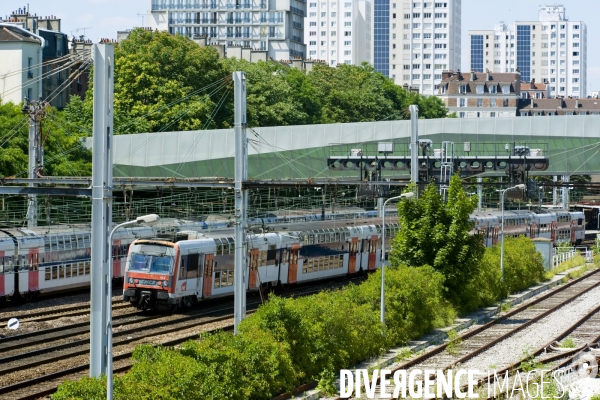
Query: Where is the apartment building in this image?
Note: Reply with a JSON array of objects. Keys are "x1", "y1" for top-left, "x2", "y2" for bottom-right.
[
  {"x1": 387, "y1": 0, "x2": 461, "y2": 96},
  {"x1": 468, "y1": 22, "x2": 515, "y2": 73},
  {"x1": 468, "y1": 5, "x2": 587, "y2": 98},
  {"x1": 436, "y1": 71, "x2": 521, "y2": 118},
  {"x1": 0, "y1": 8, "x2": 69, "y2": 108},
  {"x1": 516, "y1": 5, "x2": 587, "y2": 98},
  {"x1": 149, "y1": 0, "x2": 306, "y2": 60},
  {"x1": 304, "y1": 0, "x2": 371, "y2": 66}
]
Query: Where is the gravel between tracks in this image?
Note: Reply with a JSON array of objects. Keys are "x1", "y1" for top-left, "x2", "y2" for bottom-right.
[{"x1": 458, "y1": 284, "x2": 600, "y2": 378}]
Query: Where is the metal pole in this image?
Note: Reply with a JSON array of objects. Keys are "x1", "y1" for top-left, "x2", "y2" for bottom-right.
[
  {"x1": 233, "y1": 71, "x2": 247, "y2": 333},
  {"x1": 90, "y1": 43, "x2": 114, "y2": 379},
  {"x1": 409, "y1": 105, "x2": 419, "y2": 183},
  {"x1": 377, "y1": 197, "x2": 383, "y2": 218},
  {"x1": 553, "y1": 175, "x2": 558, "y2": 206},
  {"x1": 477, "y1": 177, "x2": 482, "y2": 212},
  {"x1": 27, "y1": 108, "x2": 38, "y2": 228},
  {"x1": 500, "y1": 190, "x2": 505, "y2": 279},
  {"x1": 380, "y1": 192, "x2": 413, "y2": 331},
  {"x1": 562, "y1": 175, "x2": 569, "y2": 209}
]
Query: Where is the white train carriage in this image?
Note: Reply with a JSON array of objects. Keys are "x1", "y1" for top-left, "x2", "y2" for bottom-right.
[
  {"x1": 1, "y1": 229, "x2": 46, "y2": 300},
  {"x1": 0, "y1": 232, "x2": 16, "y2": 301},
  {"x1": 568, "y1": 211, "x2": 585, "y2": 244}
]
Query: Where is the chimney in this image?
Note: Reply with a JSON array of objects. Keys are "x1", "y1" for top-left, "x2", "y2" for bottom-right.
[
  {"x1": 576, "y1": 98, "x2": 579, "y2": 109},
  {"x1": 486, "y1": 72, "x2": 490, "y2": 81},
  {"x1": 470, "y1": 72, "x2": 475, "y2": 81},
  {"x1": 531, "y1": 98, "x2": 534, "y2": 108}
]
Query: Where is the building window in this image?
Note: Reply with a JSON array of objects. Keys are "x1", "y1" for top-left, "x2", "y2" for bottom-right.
[
  {"x1": 502, "y1": 85, "x2": 510, "y2": 94},
  {"x1": 503, "y1": 99, "x2": 509, "y2": 107},
  {"x1": 458, "y1": 98, "x2": 466, "y2": 107},
  {"x1": 490, "y1": 112, "x2": 496, "y2": 117},
  {"x1": 489, "y1": 85, "x2": 497, "y2": 94},
  {"x1": 412, "y1": 74, "x2": 420, "y2": 80},
  {"x1": 490, "y1": 98, "x2": 496, "y2": 107},
  {"x1": 344, "y1": 31, "x2": 351, "y2": 36},
  {"x1": 459, "y1": 85, "x2": 466, "y2": 94},
  {"x1": 459, "y1": 112, "x2": 465, "y2": 118},
  {"x1": 477, "y1": 98, "x2": 483, "y2": 107}
]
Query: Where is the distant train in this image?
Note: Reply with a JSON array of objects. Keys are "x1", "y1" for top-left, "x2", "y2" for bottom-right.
[{"x1": 122, "y1": 209, "x2": 585, "y2": 311}]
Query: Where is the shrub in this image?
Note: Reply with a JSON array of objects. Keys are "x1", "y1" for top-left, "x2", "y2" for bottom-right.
[{"x1": 52, "y1": 376, "x2": 107, "y2": 400}]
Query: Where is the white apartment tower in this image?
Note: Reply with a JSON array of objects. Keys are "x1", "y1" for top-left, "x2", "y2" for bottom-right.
[
  {"x1": 389, "y1": 0, "x2": 461, "y2": 96},
  {"x1": 515, "y1": 5, "x2": 587, "y2": 98},
  {"x1": 468, "y1": 22, "x2": 515, "y2": 73},
  {"x1": 148, "y1": 0, "x2": 306, "y2": 60},
  {"x1": 305, "y1": 0, "x2": 371, "y2": 66},
  {"x1": 468, "y1": 5, "x2": 587, "y2": 98}
]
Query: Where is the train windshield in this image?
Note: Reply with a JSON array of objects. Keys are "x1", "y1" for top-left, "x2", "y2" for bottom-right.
[{"x1": 128, "y1": 253, "x2": 173, "y2": 274}]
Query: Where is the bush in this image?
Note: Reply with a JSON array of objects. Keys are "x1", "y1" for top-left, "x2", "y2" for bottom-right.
[
  {"x1": 52, "y1": 376, "x2": 107, "y2": 400},
  {"x1": 461, "y1": 236, "x2": 546, "y2": 312}
]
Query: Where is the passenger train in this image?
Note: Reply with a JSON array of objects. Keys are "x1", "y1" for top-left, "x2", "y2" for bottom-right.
[{"x1": 122, "y1": 209, "x2": 585, "y2": 311}]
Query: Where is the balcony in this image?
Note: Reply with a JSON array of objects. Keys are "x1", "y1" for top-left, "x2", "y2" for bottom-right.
[
  {"x1": 292, "y1": 21, "x2": 302, "y2": 29},
  {"x1": 259, "y1": 18, "x2": 284, "y2": 24},
  {"x1": 291, "y1": 6, "x2": 305, "y2": 16}
]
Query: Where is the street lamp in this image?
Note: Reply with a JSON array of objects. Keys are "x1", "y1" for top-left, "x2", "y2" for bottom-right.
[
  {"x1": 107, "y1": 214, "x2": 160, "y2": 400},
  {"x1": 380, "y1": 192, "x2": 414, "y2": 330},
  {"x1": 496, "y1": 185, "x2": 525, "y2": 279}
]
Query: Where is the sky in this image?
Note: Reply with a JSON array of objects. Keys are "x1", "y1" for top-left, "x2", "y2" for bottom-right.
[{"x1": 3, "y1": 0, "x2": 599, "y2": 91}]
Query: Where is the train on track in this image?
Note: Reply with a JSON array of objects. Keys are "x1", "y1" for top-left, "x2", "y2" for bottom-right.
[
  {"x1": 0, "y1": 206, "x2": 585, "y2": 306},
  {"x1": 123, "y1": 208, "x2": 585, "y2": 311}
]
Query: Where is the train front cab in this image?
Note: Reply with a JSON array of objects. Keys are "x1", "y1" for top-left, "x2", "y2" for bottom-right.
[{"x1": 123, "y1": 240, "x2": 181, "y2": 310}]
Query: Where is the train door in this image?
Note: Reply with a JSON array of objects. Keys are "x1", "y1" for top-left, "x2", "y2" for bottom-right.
[
  {"x1": 112, "y1": 240, "x2": 121, "y2": 278},
  {"x1": 570, "y1": 220, "x2": 577, "y2": 244},
  {"x1": 368, "y1": 235, "x2": 378, "y2": 270},
  {"x1": 492, "y1": 226, "x2": 499, "y2": 246},
  {"x1": 348, "y1": 238, "x2": 358, "y2": 274},
  {"x1": 202, "y1": 254, "x2": 214, "y2": 298},
  {"x1": 249, "y1": 248, "x2": 259, "y2": 290},
  {"x1": 0, "y1": 251, "x2": 4, "y2": 297},
  {"x1": 288, "y1": 245, "x2": 299, "y2": 284},
  {"x1": 28, "y1": 248, "x2": 39, "y2": 292},
  {"x1": 530, "y1": 223, "x2": 537, "y2": 239},
  {"x1": 551, "y1": 221, "x2": 557, "y2": 243}
]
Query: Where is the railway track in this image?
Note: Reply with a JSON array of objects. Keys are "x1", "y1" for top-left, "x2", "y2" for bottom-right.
[
  {"x1": 0, "y1": 301, "x2": 131, "y2": 326},
  {"x1": 293, "y1": 267, "x2": 600, "y2": 400},
  {"x1": 0, "y1": 275, "x2": 366, "y2": 400}
]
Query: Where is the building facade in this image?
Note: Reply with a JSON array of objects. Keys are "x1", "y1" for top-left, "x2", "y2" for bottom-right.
[
  {"x1": 436, "y1": 71, "x2": 520, "y2": 118},
  {"x1": 516, "y1": 5, "x2": 587, "y2": 98},
  {"x1": 518, "y1": 98, "x2": 600, "y2": 116},
  {"x1": 304, "y1": 0, "x2": 371, "y2": 66},
  {"x1": 0, "y1": 24, "x2": 43, "y2": 104},
  {"x1": 468, "y1": 22, "x2": 515, "y2": 73},
  {"x1": 387, "y1": 0, "x2": 461, "y2": 96},
  {"x1": 468, "y1": 6, "x2": 587, "y2": 98},
  {"x1": 1, "y1": 8, "x2": 70, "y2": 109},
  {"x1": 149, "y1": 0, "x2": 306, "y2": 61}
]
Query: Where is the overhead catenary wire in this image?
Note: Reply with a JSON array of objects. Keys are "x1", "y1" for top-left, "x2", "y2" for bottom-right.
[
  {"x1": 0, "y1": 52, "x2": 85, "y2": 79},
  {"x1": 1, "y1": 55, "x2": 89, "y2": 100}
]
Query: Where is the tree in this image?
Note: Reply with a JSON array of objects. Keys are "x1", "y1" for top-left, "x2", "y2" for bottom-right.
[
  {"x1": 66, "y1": 29, "x2": 232, "y2": 135},
  {"x1": 0, "y1": 101, "x2": 91, "y2": 177},
  {"x1": 389, "y1": 175, "x2": 485, "y2": 307}
]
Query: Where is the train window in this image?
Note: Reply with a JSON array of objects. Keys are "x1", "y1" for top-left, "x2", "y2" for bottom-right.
[
  {"x1": 578, "y1": 218, "x2": 583, "y2": 226},
  {"x1": 227, "y1": 238, "x2": 235, "y2": 255},
  {"x1": 180, "y1": 256, "x2": 187, "y2": 278},
  {"x1": 73, "y1": 264, "x2": 78, "y2": 277},
  {"x1": 215, "y1": 240, "x2": 223, "y2": 255},
  {"x1": 214, "y1": 271, "x2": 221, "y2": 288},
  {"x1": 66, "y1": 264, "x2": 72, "y2": 278},
  {"x1": 267, "y1": 245, "x2": 277, "y2": 265},
  {"x1": 85, "y1": 262, "x2": 91, "y2": 275},
  {"x1": 52, "y1": 266, "x2": 58, "y2": 279},
  {"x1": 187, "y1": 254, "x2": 199, "y2": 279},
  {"x1": 45, "y1": 267, "x2": 50, "y2": 280},
  {"x1": 227, "y1": 270, "x2": 234, "y2": 286}
]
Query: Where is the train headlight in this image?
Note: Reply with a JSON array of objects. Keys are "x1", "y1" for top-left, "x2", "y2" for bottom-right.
[
  {"x1": 157, "y1": 281, "x2": 162, "y2": 286},
  {"x1": 128, "y1": 278, "x2": 134, "y2": 284},
  {"x1": 163, "y1": 280, "x2": 169, "y2": 287}
]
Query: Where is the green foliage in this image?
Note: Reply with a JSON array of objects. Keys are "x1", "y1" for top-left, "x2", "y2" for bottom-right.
[
  {"x1": 0, "y1": 102, "x2": 91, "y2": 177},
  {"x1": 390, "y1": 175, "x2": 485, "y2": 307},
  {"x1": 462, "y1": 236, "x2": 546, "y2": 311},
  {"x1": 179, "y1": 329, "x2": 297, "y2": 399},
  {"x1": 560, "y1": 337, "x2": 576, "y2": 348},
  {"x1": 51, "y1": 376, "x2": 107, "y2": 400},
  {"x1": 446, "y1": 329, "x2": 462, "y2": 356},
  {"x1": 316, "y1": 369, "x2": 338, "y2": 396}
]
